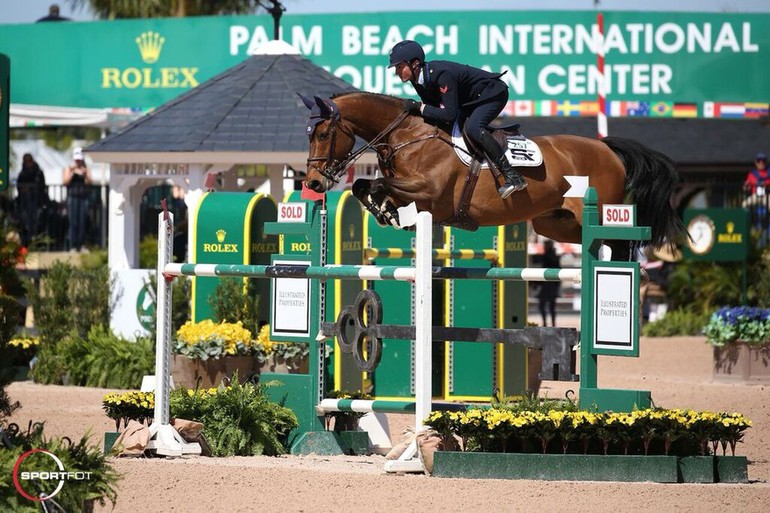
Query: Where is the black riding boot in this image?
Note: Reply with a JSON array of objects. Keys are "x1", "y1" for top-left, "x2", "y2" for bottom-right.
[{"x1": 477, "y1": 129, "x2": 527, "y2": 199}]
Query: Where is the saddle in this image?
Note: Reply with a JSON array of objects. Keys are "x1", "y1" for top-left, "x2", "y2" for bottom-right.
[
  {"x1": 451, "y1": 122, "x2": 543, "y2": 169},
  {"x1": 444, "y1": 123, "x2": 543, "y2": 231}
]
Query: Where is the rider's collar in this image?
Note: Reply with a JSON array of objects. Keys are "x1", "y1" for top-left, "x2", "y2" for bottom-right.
[{"x1": 417, "y1": 63, "x2": 428, "y2": 86}]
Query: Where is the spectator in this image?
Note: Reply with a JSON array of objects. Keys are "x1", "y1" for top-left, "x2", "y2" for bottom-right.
[
  {"x1": 37, "y1": 4, "x2": 70, "y2": 22},
  {"x1": 639, "y1": 245, "x2": 677, "y2": 323},
  {"x1": 744, "y1": 152, "x2": 769, "y2": 196},
  {"x1": 63, "y1": 147, "x2": 91, "y2": 252},
  {"x1": 537, "y1": 239, "x2": 561, "y2": 327},
  {"x1": 16, "y1": 153, "x2": 47, "y2": 247},
  {"x1": 743, "y1": 152, "x2": 769, "y2": 232}
]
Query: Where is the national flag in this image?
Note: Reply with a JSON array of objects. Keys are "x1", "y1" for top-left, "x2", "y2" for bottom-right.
[
  {"x1": 702, "y1": 101, "x2": 715, "y2": 118},
  {"x1": 672, "y1": 103, "x2": 698, "y2": 118},
  {"x1": 610, "y1": 101, "x2": 628, "y2": 117},
  {"x1": 535, "y1": 100, "x2": 556, "y2": 116},
  {"x1": 650, "y1": 101, "x2": 673, "y2": 117},
  {"x1": 502, "y1": 101, "x2": 516, "y2": 117},
  {"x1": 579, "y1": 101, "x2": 599, "y2": 116},
  {"x1": 744, "y1": 102, "x2": 769, "y2": 118},
  {"x1": 513, "y1": 100, "x2": 534, "y2": 116},
  {"x1": 626, "y1": 101, "x2": 650, "y2": 117},
  {"x1": 716, "y1": 103, "x2": 745, "y2": 118},
  {"x1": 556, "y1": 100, "x2": 581, "y2": 116}
]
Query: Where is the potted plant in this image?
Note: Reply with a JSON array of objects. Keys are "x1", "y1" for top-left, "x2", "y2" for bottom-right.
[
  {"x1": 254, "y1": 325, "x2": 310, "y2": 374},
  {"x1": 704, "y1": 306, "x2": 770, "y2": 383},
  {"x1": 172, "y1": 319, "x2": 256, "y2": 388},
  {"x1": 101, "y1": 390, "x2": 155, "y2": 453},
  {"x1": 6, "y1": 334, "x2": 39, "y2": 380}
]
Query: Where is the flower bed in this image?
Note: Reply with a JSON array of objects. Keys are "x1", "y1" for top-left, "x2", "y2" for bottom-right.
[
  {"x1": 426, "y1": 408, "x2": 751, "y2": 457},
  {"x1": 427, "y1": 407, "x2": 751, "y2": 483}
]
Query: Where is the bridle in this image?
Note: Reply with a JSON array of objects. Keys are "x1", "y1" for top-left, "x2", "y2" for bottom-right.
[
  {"x1": 306, "y1": 99, "x2": 465, "y2": 183},
  {"x1": 306, "y1": 102, "x2": 412, "y2": 184}
]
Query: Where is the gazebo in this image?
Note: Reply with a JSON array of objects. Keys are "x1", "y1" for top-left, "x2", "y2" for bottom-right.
[{"x1": 87, "y1": 40, "x2": 360, "y2": 270}]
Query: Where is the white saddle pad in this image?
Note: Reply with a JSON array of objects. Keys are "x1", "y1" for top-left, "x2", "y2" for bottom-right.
[{"x1": 451, "y1": 122, "x2": 543, "y2": 168}]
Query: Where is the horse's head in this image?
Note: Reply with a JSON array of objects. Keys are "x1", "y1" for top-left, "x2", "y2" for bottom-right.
[{"x1": 298, "y1": 93, "x2": 356, "y2": 193}]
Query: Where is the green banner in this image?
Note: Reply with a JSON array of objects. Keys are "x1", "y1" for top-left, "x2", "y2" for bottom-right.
[
  {"x1": 0, "y1": 11, "x2": 768, "y2": 118},
  {"x1": 0, "y1": 53, "x2": 8, "y2": 190}
]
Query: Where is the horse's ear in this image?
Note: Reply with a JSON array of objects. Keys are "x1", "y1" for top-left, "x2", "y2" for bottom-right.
[
  {"x1": 314, "y1": 96, "x2": 331, "y2": 117},
  {"x1": 297, "y1": 93, "x2": 316, "y2": 111}
]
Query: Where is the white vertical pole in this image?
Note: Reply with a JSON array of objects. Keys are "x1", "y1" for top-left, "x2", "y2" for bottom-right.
[
  {"x1": 148, "y1": 210, "x2": 201, "y2": 456},
  {"x1": 413, "y1": 211, "x2": 433, "y2": 434},
  {"x1": 154, "y1": 211, "x2": 173, "y2": 427}
]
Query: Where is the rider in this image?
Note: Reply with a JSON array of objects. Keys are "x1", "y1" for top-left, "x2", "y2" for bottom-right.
[{"x1": 388, "y1": 40, "x2": 527, "y2": 199}]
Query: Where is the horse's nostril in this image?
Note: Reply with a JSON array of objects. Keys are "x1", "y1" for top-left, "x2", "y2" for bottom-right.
[{"x1": 307, "y1": 180, "x2": 321, "y2": 192}]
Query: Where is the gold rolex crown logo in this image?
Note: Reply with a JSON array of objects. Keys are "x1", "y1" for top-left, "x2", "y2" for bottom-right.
[
  {"x1": 216, "y1": 229, "x2": 226, "y2": 243},
  {"x1": 726, "y1": 222, "x2": 734, "y2": 233},
  {"x1": 136, "y1": 31, "x2": 165, "y2": 64}
]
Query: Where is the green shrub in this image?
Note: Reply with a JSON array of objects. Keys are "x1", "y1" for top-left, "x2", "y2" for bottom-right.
[
  {"x1": 492, "y1": 390, "x2": 579, "y2": 413},
  {"x1": 0, "y1": 426, "x2": 118, "y2": 512},
  {"x1": 25, "y1": 262, "x2": 114, "y2": 343},
  {"x1": 667, "y1": 261, "x2": 743, "y2": 314},
  {"x1": 31, "y1": 326, "x2": 155, "y2": 389},
  {"x1": 169, "y1": 376, "x2": 298, "y2": 456},
  {"x1": 142, "y1": 273, "x2": 191, "y2": 340},
  {"x1": 139, "y1": 234, "x2": 158, "y2": 270},
  {"x1": 642, "y1": 308, "x2": 712, "y2": 337},
  {"x1": 209, "y1": 277, "x2": 261, "y2": 335}
]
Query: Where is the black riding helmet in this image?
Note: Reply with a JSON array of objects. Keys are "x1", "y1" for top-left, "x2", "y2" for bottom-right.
[{"x1": 388, "y1": 40, "x2": 425, "y2": 68}]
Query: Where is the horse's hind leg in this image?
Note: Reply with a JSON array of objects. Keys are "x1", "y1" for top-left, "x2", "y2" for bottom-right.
[{"x1": 532, "y1": 212, "x2": 582, "y2": 244}]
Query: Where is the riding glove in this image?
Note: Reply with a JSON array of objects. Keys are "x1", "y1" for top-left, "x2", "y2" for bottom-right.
[{"x1": 404, "y1": 99, "x2": 422, "y2": 114}]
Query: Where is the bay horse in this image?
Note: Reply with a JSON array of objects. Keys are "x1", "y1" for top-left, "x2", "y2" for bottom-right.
[{"x1": 300, "y1": 92, "x2": 685, "y2": 259}]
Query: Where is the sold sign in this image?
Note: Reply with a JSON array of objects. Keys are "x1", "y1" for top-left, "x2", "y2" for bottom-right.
[
  {"x1": 603, "y1": 204, "x2": 635, "y2": 226},
  {"x1": 277, "y1": 202, "x2": 307, "y2": 223}
]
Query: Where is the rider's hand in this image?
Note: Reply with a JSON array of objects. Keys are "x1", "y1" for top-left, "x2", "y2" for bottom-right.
[{"x1": 404, "y1": 99, "x2": 422, "y2": 114}]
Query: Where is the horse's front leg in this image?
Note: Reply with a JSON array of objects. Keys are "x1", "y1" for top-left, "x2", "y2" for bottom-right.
[
  {"x1": 369, "y1": 178, "x2": 402, "y2": 228},
  {"x1": 352, "y1": 179, "x2": 398, "y2": 227}
]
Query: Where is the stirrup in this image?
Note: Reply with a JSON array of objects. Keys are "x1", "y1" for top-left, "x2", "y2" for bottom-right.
[{"x1": 498, "y1": 177, "x2": 527, "y2": 200}]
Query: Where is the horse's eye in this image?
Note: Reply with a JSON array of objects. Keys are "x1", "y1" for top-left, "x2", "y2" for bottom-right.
[{"x1": 317, "y1": 130, "x2": 329, "y2": 141}]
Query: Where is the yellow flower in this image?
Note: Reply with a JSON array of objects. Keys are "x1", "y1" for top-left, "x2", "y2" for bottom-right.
[
  {"x1": 257, "y1": 325, "x2": 275, "y2": 353},
  {"x1": 8, "y1": 336, "x2": 40, "y2": 350}
]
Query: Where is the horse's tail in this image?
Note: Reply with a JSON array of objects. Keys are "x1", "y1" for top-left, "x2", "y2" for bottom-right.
[{"x1": 602, "y1": 137, "x2": 686, "y2": 248}]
